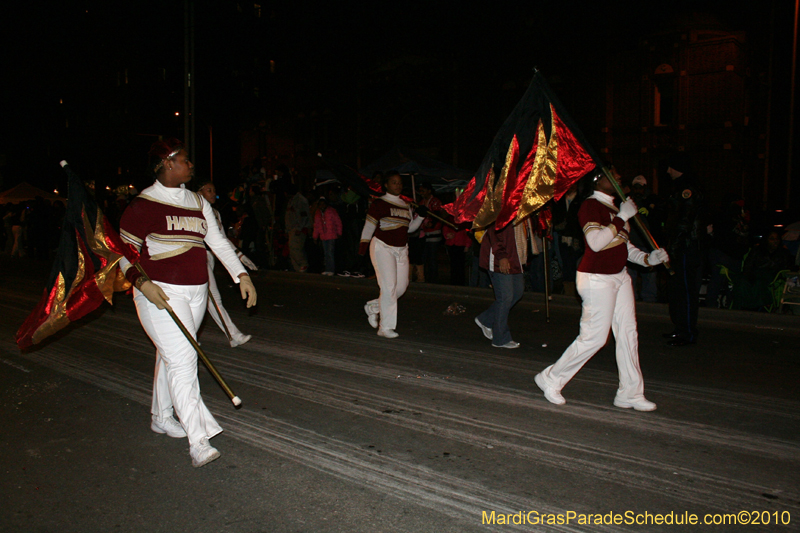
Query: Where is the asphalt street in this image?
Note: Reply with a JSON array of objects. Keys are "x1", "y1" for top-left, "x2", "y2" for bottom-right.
[{"x1": 1, "y1": 255, "x2": 799, "y2": 533}]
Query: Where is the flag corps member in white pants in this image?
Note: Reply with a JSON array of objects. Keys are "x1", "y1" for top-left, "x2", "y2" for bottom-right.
[
  {"x1": 119, "y1": 139, "x2": 257, "y2": 467},
  {"x1": 359, "y1": 172, "x2": 425, "y2": 338},
  {"x1": 197, "y1": 179, "x2": 256, "y2": 347},
  {"x1": 534, "y1": 170, "x2": 668, "y2": 411}
]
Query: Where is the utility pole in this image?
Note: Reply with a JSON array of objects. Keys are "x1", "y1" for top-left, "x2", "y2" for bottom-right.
[
  {"x1": 788, "y1": 0, "x2": 799, "y2": 208},
  {"x1": 183, "y1": 0, "x2": 195, "y2": 156}
]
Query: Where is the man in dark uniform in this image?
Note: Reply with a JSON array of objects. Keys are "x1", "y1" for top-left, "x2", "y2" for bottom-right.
[{"x1": 662, "y1": 154, "x2": 704, "y2": 347}]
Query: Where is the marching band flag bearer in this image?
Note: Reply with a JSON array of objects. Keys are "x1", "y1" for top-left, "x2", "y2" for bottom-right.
[
  {"x1": 119, "y1": 139, "x2": 257, "y2": 467},
  {"x1": 359, "y1": 171, "x2": 425, "y2": 339},
  {"x1": 534, "y1": 170, "x2": 668, "y2": 411}
]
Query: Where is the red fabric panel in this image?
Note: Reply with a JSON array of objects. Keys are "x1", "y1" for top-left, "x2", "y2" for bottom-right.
[{"x1": 552, "y1": 109, "x2": 596, "y2": 202}]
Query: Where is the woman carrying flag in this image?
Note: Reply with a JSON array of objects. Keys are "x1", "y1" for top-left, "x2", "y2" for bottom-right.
[
  {"x1": 534, "y1": 170, "x2": 667, "y2": 411},
  {"x1": 359, "y1": 171, "x2": 425, "y2": 338},
  {"x1": 119, "y1": 139, "x2": 256, "y2": 467}
]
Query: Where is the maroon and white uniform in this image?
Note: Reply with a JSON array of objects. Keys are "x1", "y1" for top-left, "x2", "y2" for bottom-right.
[
  {"x1": 537, "y1": 190, "x2": 653, "y2": 403},
  {"x1": 119, "y1": 180, "x2": 245, "y2": 447},
  {"x1": 360, "y1": 194, "x2": 423, "y2": 333},
  {"x1": 205, "y1": 208, "x2": 251, "y2": 347}
]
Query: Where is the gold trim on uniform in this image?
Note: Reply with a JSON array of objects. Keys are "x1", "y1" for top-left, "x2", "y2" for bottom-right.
[
  {"x1": 379, "y1": 217, "x2": 410, "y2": 231},
  {"x1": 601, "y1": 237, "x2": 627, "y2": 251},
  {"x1": 149, "y1": 243, "x2": 204, "y2": 261},
  {"x1": 149, "y1": 233, "x2": 205, "y2": 245},
  {"x1": 583, "y1": 221, "x2": 618, "y2": 238},
  {"x1": 120, "y1": 229, "x2": 144, "y2": 245}
]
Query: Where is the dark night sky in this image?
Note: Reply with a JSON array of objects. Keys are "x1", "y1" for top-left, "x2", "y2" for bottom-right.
[{"x1": 1, "y1": 0, "x2": 795, "y2": 201}]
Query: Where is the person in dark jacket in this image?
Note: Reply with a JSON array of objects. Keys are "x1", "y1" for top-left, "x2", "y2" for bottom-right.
[
  {"x1": 474, "y1": 220, "x2": 529, "y2": 349},
  {"x1": 662, "y1": 154, "x2": 705, "y2": 346}
]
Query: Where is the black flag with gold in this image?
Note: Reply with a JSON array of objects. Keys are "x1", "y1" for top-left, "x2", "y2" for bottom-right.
[
  {"x1": 16, "y1": 163, "x2": 138, "y2": 349},
  {"x1": 446, "y1": 71, "x2": 599, "y2": 229}
]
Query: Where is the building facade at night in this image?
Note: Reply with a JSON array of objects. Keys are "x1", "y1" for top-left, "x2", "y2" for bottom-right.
[{"x1": 601, "y1": 19, "x2": 766, "y2": 211}]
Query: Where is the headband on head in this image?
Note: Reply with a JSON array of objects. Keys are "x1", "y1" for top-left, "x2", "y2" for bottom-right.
[{"x1": 149, "y1": 138, "x2": 185, "y2": 172}]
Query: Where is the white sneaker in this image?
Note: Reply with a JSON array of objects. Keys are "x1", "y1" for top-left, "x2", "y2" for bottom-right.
[
  {"x1": 230, "y1": 334, "x2": 252, "y2": 347},
  {"x1": 378, "y1": 328, "x2": 399, "y2": 339},
  {"x1": 190, "y1": 438, "x2": 221, "y2": 467},
  {"x1": 614, "y1": 397, "x2": 657, "y2": 412},
  {"x1": 151, "y1": 415, "x2": 187, "y2": 438},
  {"x1": 474, "y1": 317, "x2": 493, "y2": 340},
  {"x1": 534, "y1": 373, "x2": 566, "y2": 405},
  {"x1": 364, "y1": 304, "x2": 378, "y2": 328},
  {"x1": 493, "y1": 341, "x2": 520, "y2": 349},
  {"x1": 322, "y1": 271, "x2": 334, "y2": 276}
]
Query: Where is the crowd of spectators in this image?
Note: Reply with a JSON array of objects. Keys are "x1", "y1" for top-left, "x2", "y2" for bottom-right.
[
  {"x1": 3, "y1": 156, "x2": 798, "y2": 317},
  {"x1": 1, "y1": 198, "x2": 65, "y2": 260}
]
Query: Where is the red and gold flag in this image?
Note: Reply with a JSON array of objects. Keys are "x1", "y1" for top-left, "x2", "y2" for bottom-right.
[
  {"x1": 16, "y1": 163, "x2": 139, "y2": 349},
  {"x1": 445, "y1": 71, "x2": 598, "y2": 230}
]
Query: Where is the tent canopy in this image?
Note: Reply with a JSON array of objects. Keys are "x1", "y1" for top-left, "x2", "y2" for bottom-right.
[
  {"x1": 0, "y1": 182, "x2": 62, "y2": 204},
  {"x1": 359, "y1": 146, "x2": 471, "y2": 192}
]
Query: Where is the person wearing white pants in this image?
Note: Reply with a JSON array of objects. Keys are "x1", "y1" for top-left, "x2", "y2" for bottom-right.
[
  {"x1": 206, "y1": 252, "x2": 253, "y2": 346},
  {"x1": 360, "y1": 172, "x2": 424, "y2": 338},
  {"x1": 134, "y1": 282, "x2": 223, "y2": 446},
  {"x1": 120, "y1": 139, "x2": 256, "y2": 467},
  {"x1": 534, "y1": 170, "x2": 669, "y2": 411},
  {"x1": 197, "y1": 180, "x2": 255, "y2": 347}
]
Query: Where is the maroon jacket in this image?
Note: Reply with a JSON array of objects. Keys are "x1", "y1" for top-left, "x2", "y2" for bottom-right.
[{"x1": 479, "y1": 223, "x2": 524, "y2": 275}]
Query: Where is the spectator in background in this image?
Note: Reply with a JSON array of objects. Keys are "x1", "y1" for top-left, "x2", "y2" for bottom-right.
[
  {"x1": 313, "y1": 196, "x2": 343, "y2": 276},
  {"x1": 285, "y1": 183, "x2": 311, "y2": 272},
  {"x1": 444, "y1": 218, "x2": 471, "y2": 286},
  {"x1": 662, "y1": 154, "x2": 705, "y2": 346},
  {"x1": 418, "y1": 182, "x2": 443, "y2": 284},
  {"x1": 705, "y1": 198, "x2": 750, "y2": 308},
  {"x1": 270, "y1": 164, "x2": 293, "y2": 232},
  {"x1": 10, "y1": 204, "x2": 26, "y2": 257},
  {"x1": 237, "y1": 185, "x2": 260, "y2": 259},
  {"x1": 552, "y1": 183, "x2": 583, "y2": 297},
  {"x1": 249, "y1": 182, "x2": 273, "y2": 268},
  {"x1": 728, "y1": 230, "x2": 793, "y2": 310}
]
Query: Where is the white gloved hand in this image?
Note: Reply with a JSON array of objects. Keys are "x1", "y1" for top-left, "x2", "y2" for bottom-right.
[
  {"x1": 140, "y1": 280, "x2": 172, "y2": 311},
  {"x1": 648, "y1": 248, "x2": 669, "y2": 265},
  {"x1": 238, "y1": 252, "x2": 258, "y2": 271},
  {"x1": 617, "y1": 198, "x2": 638, "y2": 221},
  {"x1": 239, "y1": 275, "x2": 257, "y2": 308}
]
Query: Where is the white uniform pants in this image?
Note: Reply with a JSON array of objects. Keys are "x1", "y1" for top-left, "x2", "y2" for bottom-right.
[
  {"x1": 206, "y1": 253, "x2": 247, "y2": 343},
  {"x1": 134, "y1": 282, "x2": 223, "y2": 446},
  {"x1": 539, "y1": 270, "x2": 646, "y2": 401},
  {"x1": 367, "y1": 238, "x2": 409, "y2": 332}
]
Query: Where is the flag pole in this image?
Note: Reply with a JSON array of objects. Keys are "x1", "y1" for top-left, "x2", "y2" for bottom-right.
[
  {"x1": 543, "y1": 221, "x2": 551, "y2": 323},
  {"x1": 600, "y1": 167, "x2": 673, "y2": 274},
  {"x1": 134, "y1": 263, "x2": 242, "y2": 408},
  {"x1": 408, "y1": 200, "x2": 458, "y2": 229}
]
